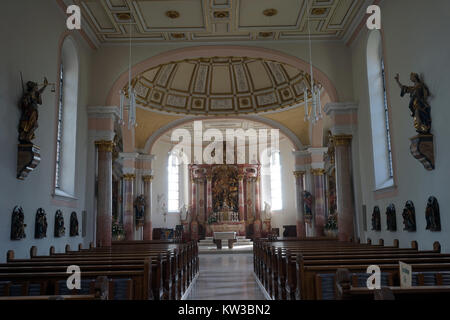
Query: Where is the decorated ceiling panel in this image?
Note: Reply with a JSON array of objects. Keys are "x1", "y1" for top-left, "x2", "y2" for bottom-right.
[
  {"x1": 124, "y1": 57, "x2": 319, "y2": 115},
  {"x1": 76, "y1": 0, "x2": 366, "y2": 43}
]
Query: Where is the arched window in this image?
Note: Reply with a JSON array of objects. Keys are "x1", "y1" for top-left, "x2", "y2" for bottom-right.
[
  {"x1": 366, "y1": 30, "x2": 394, "y2": 190},
  {"x1": 168, "y1": 153, "x2": 180, "y2": 212},
  {"x1": 54, "y1": 36, "x2": 79, "y2": 198},
  {"x1": 269, "y1": 151, "x2": 283, "y2": 211}
]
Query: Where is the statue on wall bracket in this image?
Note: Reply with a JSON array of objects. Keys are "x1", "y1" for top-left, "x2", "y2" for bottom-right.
[
  {"x1": 35, "y1": 208, "x2": 48, "y2": 239},
  {"x1": 402, "y1": 201, "x2": 417, "y2": 232},
  {"x1": 302, "y1": 191, "x2": 313, "y2": 225},
  {"x1": 70, "y1": 212, "x2": 79, "y2": 237},
  {"x1": 395, "y1": 73, "x2": 434, "y2": 170},
  {"x1": 54, "y1": 210, "x2": 66, "y2": 237},
  {"x1": 17, "y1": 76, "x2": 51, "y2": 180},
  {"x1": 11, "y1": 206, "x2": 26, "y2": 240},
  {"x1": 371, "y1": 206, "x2": 381, "y2": 231},
  {"x1": 134, "y1": 195, "x2": 145, "y2": 228},
  {"x1": 425, "y1": 196, "x2": 441, "y2": 232},
  {"x1": 386, "y1": 204, "x2": 397, "y2": 232}
]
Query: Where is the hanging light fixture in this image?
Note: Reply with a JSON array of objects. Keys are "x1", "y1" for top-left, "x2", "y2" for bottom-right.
[
  {"x1": 119, "y1": 14, "x2": 137, "y2": 129},
  {"x1": 303, "y1": 0, "x2": 323, "y2": 124}
]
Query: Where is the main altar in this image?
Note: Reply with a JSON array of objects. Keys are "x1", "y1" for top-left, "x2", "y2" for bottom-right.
[{"x1": 181, "y1": 163, "x2": 270, "y2": 240}]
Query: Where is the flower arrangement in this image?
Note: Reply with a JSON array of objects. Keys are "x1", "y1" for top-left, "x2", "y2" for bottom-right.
[
  {"x1": 112, "y1": 219, "x2": 125, "y2": 240},
  {"x1": 325, "y1": 213, "x2": 338, "y2": 230},
  {"x1": 207, "y1": 215, "x2": 217, "y2": 225}
]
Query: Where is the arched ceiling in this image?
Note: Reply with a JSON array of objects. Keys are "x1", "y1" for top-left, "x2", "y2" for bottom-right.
[{"x1": 125, "y1": 57, "x2": 319, "y2": 115}]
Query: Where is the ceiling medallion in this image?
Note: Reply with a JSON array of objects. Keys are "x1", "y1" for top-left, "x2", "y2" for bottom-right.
[
  {"x1": 311, "y1": 8, "x2": 327, "y2": 15},
  {"x1": 214, "y1": 11, "x2": 229, "y2": 18},
  {"x1": 263, "y1": 8, "x2": 278, "y2": 17},
  {"x1": 166, "y1": 10, "x2": 180, "y2": 19},
  {"x1": 117, "y1": 13, "x2": 131, "y2": 21}
]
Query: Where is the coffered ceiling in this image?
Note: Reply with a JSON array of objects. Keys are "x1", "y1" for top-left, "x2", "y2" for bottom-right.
[
  {"x1": 124, "y1": 56, "x2": 319, "y2": 115},
  {"x1": 76, "y1": 0, "x2": 366, "y2": 43}
]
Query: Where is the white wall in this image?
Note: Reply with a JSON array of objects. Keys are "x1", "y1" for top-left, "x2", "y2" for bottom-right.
[
  {"x1": 351, "y1": 0, "x2": 450, "y2": 252},
  {"x1": 0, "y1": 0, "x2": 93, "y2": 262}
]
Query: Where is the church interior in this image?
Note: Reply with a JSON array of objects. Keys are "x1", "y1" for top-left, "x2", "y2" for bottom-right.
[{"x1": 1, "y1": 0, "x2": 450, "y2": 303}]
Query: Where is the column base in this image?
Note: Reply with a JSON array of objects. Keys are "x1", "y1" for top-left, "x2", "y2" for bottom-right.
[
  {"x1": 296, "y1": 220, "x2": 305, "y2": 239},
  {"x1": 143, "y1": 221, "x2": 152, "y2": 240},
  {"x1": 253, "y1": 219, "x2": 262, "y2": 239}
]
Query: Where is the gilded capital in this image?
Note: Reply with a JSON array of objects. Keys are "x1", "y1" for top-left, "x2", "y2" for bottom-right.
[
  {"x1": 142, "y1": 175, "x2": 154, "y2": 182},
  {"x1": 122, "y1": 173, "x2": 136, "y2": 181},
  {"x1": 293, "y1": 171, "x2": 306, "y2": 178},
  {"x1": 311, "y1": 168, "x2": 326, "y2": 176},
  {"x1": 95, "y1": 140, "x2": 115, "y2": 152},
  {"x1": 333, "y1": 135, "x2": 353, "y2": 146},
  {"x1": 237, "y1": 174, "x2": 245, "y2": 180}
]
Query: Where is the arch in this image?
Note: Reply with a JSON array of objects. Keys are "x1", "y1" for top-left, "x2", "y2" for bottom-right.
[
  {"x1": 106, "y1": 45, "x2": 339, "y2": 107},
  {"x1": 143, "y1": 115, "x2": 304, "y2": 154}
]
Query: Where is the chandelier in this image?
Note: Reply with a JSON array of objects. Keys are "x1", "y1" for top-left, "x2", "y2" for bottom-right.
[
  {"x1": 303, "y1": 0, "x2": 323, "y2": 124},
  {"x1": 119, "y1": 15, "x2": 137, "y2": 129}
]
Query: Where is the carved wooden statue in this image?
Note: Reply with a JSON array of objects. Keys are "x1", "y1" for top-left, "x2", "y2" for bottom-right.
[
  {"x1": 371, "y1": 206, "x2": 381, "y2": 231},
  {"x1": 386, "y1": 204, "x2": 397, "y2": 232},
  {"x1": 70, "y1": 212, "x2": 79, "y2": 237},
  {"x1": 11, "y1": 206, "x2": 26, "y2": 240},
  {"x1": 395, "y1": 73, "x2": 431, "y2": 134},
  {"x1": 402, "y1": 201, "x2": 416, "y2": 232},
  {"x1": 18, "y1": 78, "x2": 49, "y2": 143},
  {"x1": 35, "y1": 208, "x2": 47, "y2": 239},
  {"x1": 425, "y1": 196, "x2": 441, "y2": 231},
  {"x1": 302, "y1": 191, "x2": 313, "y2": 224},
  {"x1": 134, "y1": 195, "x2": 146, "y2": 227},
  {"x1": 54, "y1": 210, "x2": 66, "y2": 237},
  {"x1": 395, "y1": 72, "x2": 434, "y2": 170}
]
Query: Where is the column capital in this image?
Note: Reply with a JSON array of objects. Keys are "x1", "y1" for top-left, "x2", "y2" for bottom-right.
[
  {"x1": 311, "y1": 168, "x2": 326, "y2": 176},
  {"x1": 293, "y1": 170, "x2": 306, "y2": 177},
  {"x1": 95, "y1": 140, "x2": 115, "y2": 152},
  {"x1": 142, "y1": 175, "x2": 154, "y2": 182},
  {"x1": 333, "y1": 134, "x2": 353, "y2": 146},
  {"x1": 237, "y1": 174, "x2": 245, "y2": 180},
  {"x1": 122, "y1": 173, "x2": 136, "y2": 181}
]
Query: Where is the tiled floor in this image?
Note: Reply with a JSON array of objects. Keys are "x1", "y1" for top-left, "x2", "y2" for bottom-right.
[{"x1": 185, "y1": 253, "x2": 266, "y2": 300}]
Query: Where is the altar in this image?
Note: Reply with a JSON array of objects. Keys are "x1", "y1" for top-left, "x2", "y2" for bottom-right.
[{"x1": 183, "y1": 163, "x2": 270, "y2": 240}]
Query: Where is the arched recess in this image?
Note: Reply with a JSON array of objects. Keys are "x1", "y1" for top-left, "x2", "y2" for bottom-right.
[
  {"x1": 143, "y1": 115, "x2": 303, "y2": 155},
  {"x1": 106, "y1": 45, "x2": 339, "y2": 107},
  {"x1": 106, "y1": 46, "x2": 340, "y2": 153}
]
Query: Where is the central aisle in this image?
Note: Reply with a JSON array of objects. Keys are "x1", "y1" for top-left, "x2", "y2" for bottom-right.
[{"x1": 185, "y1": 253, "x2": 266, "y2": 300}]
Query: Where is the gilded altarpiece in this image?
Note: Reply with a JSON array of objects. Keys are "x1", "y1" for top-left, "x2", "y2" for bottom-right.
[{"x1": 188, "y1": 164, "x2": 265, "y2": 239}]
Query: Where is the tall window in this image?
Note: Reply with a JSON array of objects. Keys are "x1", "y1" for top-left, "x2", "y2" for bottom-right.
[
  {"x1": 54, "y1": 36, "x2": 79, "y2": 198},
  {"x1": 269, "y1": 151, "x2": 282, "y2": 210},
  {"x1": 168, "y1": 154, "x2": 180, "y2": 212},
  {"x1": 366, "y1": 30, "x2": 394, "y2": 190},
  {"x1": 55, "y1": 64, "x2": 64, "y2": 189}
]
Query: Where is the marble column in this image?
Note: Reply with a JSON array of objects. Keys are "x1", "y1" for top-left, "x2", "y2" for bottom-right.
[
  {"x1": 206, "y1": 175, "x2": 212, "y2": 218},
  {"x1": 142, "y1": 175, "x2": 153, "y2": 240},
  {"x1": 191, "y1": 178, "x2": 198, "y2": 241},
  {"x1": 95, "y1": 140, "x2": 114, "y2": 247},
  {"x1": 238, "y1": 174, "x2": 245, "y2": 221},
  {"x1": 334, "y1": 135, "x2": 355, "y2": 241},
  {"x1": 122, "y1": 173, "x2": 135, "y2": 241},
  {"x1": 312, "y1": 169, "x2": 326, "y2": 236},
  {"x1": 293, "y1": 171, "x2": 306, "y2": 238},
  {"x1": 253, "y1": 175, "x2": 262, "y2": 238}
]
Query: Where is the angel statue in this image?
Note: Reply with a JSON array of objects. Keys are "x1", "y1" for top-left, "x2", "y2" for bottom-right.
[
  {"x1": 264, "y1": 201, "x2": 272, "y2": 220},
  {"x1": 179, "y1": 204, "x2": 188, "y2": 221},
  {"x1": 394, "y1": 73, "x2": 432, "y2": 134},
  {"x1": 18, "y1": 77, "x2": 49, "y2": 143}
]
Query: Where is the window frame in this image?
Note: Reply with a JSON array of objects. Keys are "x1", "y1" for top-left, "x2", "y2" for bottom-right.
[{"x1": 167, "y1": 153, "x2": 180, "y2": 213}]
